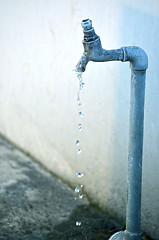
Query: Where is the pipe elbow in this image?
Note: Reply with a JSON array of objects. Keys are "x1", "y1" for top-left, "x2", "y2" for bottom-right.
[{"x1": 122, "y1": 46, "x2": 148, "y2": 71}]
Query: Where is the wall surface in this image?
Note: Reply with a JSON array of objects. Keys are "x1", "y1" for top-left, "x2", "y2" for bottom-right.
[{"x1": 0, "y1": 0, "x2": 159, "y2": 238}]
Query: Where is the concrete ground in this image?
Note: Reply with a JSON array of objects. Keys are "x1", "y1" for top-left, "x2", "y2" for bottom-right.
[{"x1": 0, "y1": 136, "x2": 152, "y2": 240}]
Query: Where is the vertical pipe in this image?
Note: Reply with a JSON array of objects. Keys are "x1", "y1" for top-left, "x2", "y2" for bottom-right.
[{"x1": 126, "y1": 69, "x2": 146, "y2": 237}]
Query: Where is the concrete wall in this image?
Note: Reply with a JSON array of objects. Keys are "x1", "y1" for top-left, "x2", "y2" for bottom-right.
[{"x1": 0, "y1": 0, "x2": 159, "y2": 238}]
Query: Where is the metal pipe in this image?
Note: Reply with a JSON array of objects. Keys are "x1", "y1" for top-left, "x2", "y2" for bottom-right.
[
  {"x1": 75, "y1": 19, "x2": 148, "y2": 240},
  {"x1": 125, "y1": 69, "x2": 146, "y2": 240}
]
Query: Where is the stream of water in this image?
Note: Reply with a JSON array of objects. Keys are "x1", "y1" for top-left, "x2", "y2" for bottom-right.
[{"x1": 74, "y1": 72, "x2": 85, "y2": 228}]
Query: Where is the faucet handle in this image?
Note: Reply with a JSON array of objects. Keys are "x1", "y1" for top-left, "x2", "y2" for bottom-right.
[{"x1": 81, "y1": 19, "x2": 92, "y2": 30}]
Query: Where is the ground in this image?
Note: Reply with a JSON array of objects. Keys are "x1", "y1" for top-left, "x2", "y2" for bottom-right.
[{"x1": 0, "y1": 136, "x2": 152, "y2": 240}]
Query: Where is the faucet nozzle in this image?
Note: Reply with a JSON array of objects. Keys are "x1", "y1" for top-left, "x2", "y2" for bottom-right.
[{"x1": 81, "y1": 19, "x2": 92, "y2": 30}]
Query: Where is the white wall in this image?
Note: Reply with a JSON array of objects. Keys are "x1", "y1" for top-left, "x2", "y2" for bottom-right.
[{"x1": 0, "y1": 0, "x2": 159, "y2": 238}]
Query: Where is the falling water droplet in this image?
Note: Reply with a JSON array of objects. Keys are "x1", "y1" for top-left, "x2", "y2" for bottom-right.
[
  {"x1": 76, "y1": 221, "x2": 81, "y2": 226},
  {"x1": 79, "y1": 112, "x2": 84, "y2": 117},
  {"x1": 76, "y1": 172, "x2": 84, "y2": 178},
  {"x1": 77, "y1": 96, "x2": 81, "y2": 105},
  {"x1": 75, "y1": 187, "x2": 79, "y2": 193},
  {"x1": 80, "y1": 184, "x2": 84, "y2": 189},
  {"x1": 78, "y1": 101, "x2": 82, "y2": 107},
  {"x1": 78, "y1": 124, "x2": 82, "y2": 131},
  {"x1": 80, "y1": 81, "x2": 85, "y2": 89},
  {"x1": 79, "y1": 82, "x2": 83, "y2": 91},
  {"x1": 79, "y1": 194, "x2": 83, "y2": 199},
  {"x1": 77, "y1": 149, "x2": 81, "y2": 155},
  {"x1": 76, "y1": 140, "x2": 80, "y2": 146}
]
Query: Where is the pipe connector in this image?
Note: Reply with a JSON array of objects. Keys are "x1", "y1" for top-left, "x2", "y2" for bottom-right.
[{"x1": 122, "y1": 46, "x2": 148, "y2": 71}]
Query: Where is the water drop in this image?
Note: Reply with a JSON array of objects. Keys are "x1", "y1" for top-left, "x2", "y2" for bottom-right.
[
  {"x1": 79, "y1": 194, "x2": 83, "y2": 199},
  {"x1": 79, "y1": 85, "x2": 82, "y2": 91},
  {"x1": 77, "y1": 149, "x2": 81, "y2": 155},
  {"x1": 76, "y1": 221, "x2": 81, "y2": 226},
  {"x1": 76, "y1": 172, "x2": 84, "y2": 178},
  {"x1": 79, "y1": 112, "x2": 84, "y2": 117},
  {"x1": 78, "y1": 101, "x2": 82, "y2": 107},
  {"x1": 76, "y1": 72, "x2": 82, "y2": 79},
  {"x1": 78, "y1": 124, "x2": 82, "y2": 131},
  {"x1": 77, "y1": 96, "x2": 81, "y2": 104},
  {"x1": 80, "y1": 184, "x2": 84, "y2": 188},
  {"x1": 77, "y1": 95, "x2": 80, "y2": 102},
  {"x1": 76, "y1": 140, "x2": 80, "y2": 146},
  {"x1": 79, "y1": 81, "x2": 85, "y2": 90},
  {"x1": 75, "y1": 187, "x2": 79, "y2": 193}
]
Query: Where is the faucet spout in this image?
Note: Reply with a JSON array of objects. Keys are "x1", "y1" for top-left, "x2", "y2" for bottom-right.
[{"x1": 75, "y1": 52, "x2": 89, "y2": 72}]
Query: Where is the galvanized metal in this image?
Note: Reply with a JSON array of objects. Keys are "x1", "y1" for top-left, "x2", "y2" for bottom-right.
[
  {"x1": 75, "y1": 19, "x2": 148, "y2": 240},
  {"x1": 126, "y1": 69, "x2": 146, "y2": 233}
]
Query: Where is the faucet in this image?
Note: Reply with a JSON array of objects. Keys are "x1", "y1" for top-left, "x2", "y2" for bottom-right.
[{"x1": 75, "y1": 19, "x2": 148, "y2": 240}]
